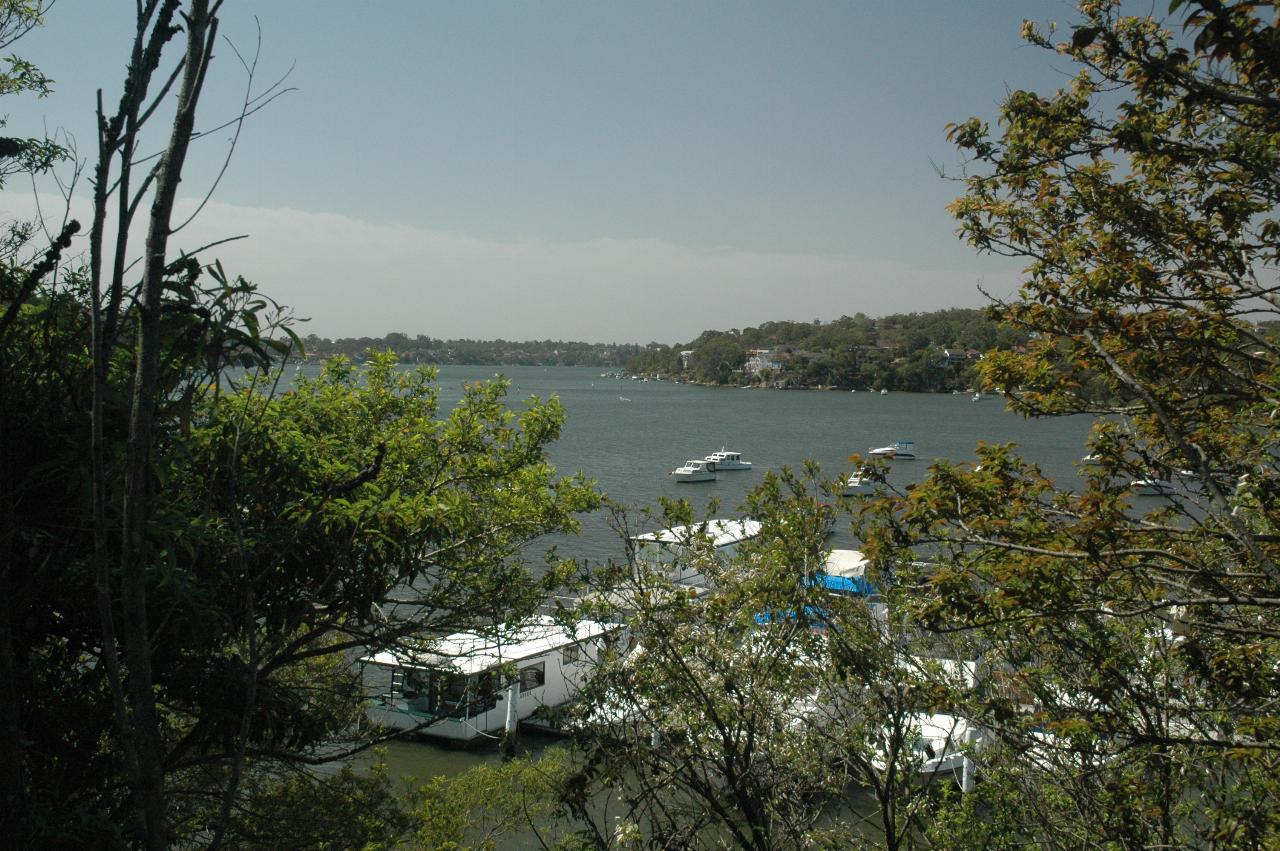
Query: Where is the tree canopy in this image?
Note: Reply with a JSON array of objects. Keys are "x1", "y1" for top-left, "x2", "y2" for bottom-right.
[
  {"x1": 860, "y1": 0, "x2": 1280, "y2": 844},
  {"x1": 0, "y1": 4, "x2": 598, "y2": 848}
]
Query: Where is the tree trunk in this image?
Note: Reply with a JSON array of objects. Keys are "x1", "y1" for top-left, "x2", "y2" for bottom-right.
[{"x1": 118, "y1": 4, "x2": 217, "y2": 847}]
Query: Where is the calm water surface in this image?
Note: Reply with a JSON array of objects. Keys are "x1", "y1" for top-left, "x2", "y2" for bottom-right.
[
  {"x1": 299, "y1": 364, "x2": 1093, "y2": 781},
  {"x1": 420, "y1": 364, "x2": 1093, "y2": 558}
]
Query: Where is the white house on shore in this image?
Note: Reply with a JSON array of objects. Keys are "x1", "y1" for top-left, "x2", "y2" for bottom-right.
[{"x1": 744, "y1": 348, "x2": 782, "y2": 375}]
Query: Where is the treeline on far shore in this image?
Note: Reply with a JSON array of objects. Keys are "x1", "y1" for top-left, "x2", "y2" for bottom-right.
[
  {"x1": 300, "y1": 333, "x2": 646, "y2": 367},
  {"x1": 298, "y1": 308, "x2": 1029, "y2": 393},
  {"x1": 625, "y1": 308, "x2": 1032, "y2": 393}
]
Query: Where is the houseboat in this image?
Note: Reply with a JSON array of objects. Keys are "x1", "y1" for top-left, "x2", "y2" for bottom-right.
[{"x1": 363, "y1": 616, "x2": 621, "y2": 743}]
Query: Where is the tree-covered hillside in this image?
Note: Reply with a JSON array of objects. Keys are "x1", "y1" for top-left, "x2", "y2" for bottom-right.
[
  {"x1": 626, "y1": 308, "x2": 1031, "y2": 391},
  {"x1": 301, "y1": 333, "x2": 647, "y2": 367}
]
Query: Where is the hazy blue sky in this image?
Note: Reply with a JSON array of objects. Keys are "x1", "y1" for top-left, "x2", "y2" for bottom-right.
[{"x1": 9, "y1": 1, "x2": 1082, "y2": 343}]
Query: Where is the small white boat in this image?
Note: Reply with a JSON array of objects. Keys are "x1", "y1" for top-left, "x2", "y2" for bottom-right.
[
  {"x1": 704, "y1": 448, "x2": 752, "y2": 471},
  {"x1": 1130, "y1": 478, "x2": 1175, "y2": 496},
  {"x1": 971, "y1": 393, "x2": 983, "y2": 402},
  {"x1": 868, "y1": 440, "x2": 916, "y2": 460},
  {"x1": 843, "y1": 471, "x2": 875, "y2": 496},
  {"x1": 879, "y1": 388, "x2": 888, "y2": 395},
  {"x1": 671, "y1": 459, "x2": 716, "y2": 482}
]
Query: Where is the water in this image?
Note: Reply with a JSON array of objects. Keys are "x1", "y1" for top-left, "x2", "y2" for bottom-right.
[
  {"x1": 331, "y1": 364, "x2": 1093, "y2": 781},
  {"x1": 417, "y1": 365, "x2": 1092, "y2": 558}
]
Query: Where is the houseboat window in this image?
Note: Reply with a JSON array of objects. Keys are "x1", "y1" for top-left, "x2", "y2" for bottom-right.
[
  {"x1": 519, "y1": 661, "x2": 545, "y2": 692},
  {"x1": 440, "y1": 672, "x2": 468, "y2": 713},
  {"x1": 475, "y1": 671, "x2": 497, "y2": 711},
  {"x1": 562, "y1": 644, "x2": 582, "y2": 665}
]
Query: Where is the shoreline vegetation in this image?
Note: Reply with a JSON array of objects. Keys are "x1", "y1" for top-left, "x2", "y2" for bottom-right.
[{"x1": 301, "y1": 306, "x2": 1027, "y2": 393}]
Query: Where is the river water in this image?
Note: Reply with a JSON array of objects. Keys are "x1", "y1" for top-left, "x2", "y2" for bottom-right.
[{"x1": 328, "y1": 364, "x2": 1094, "y2": 782}]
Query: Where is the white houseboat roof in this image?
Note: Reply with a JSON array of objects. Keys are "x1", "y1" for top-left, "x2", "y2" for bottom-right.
[
  {"x1": 632, "y1": 518, "x2": 762, "y2": 549},
  {"x1": 363, "y1": 616, "x2": 616, "y2": 676}
]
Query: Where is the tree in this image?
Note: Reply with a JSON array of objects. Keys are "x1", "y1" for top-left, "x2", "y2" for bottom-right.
[
  {"x1": 857, "y1": 0, "x2": 1280, "y2": 844},
  {"x1": 2, "y1": 4, "x2": 600, "y2": 848},
  {"x1": 0, "y1": 1, "x2": 64, "y2": 184},
  {"x1": 691, "y1": 334, "x2": 746, "y2": 384}
]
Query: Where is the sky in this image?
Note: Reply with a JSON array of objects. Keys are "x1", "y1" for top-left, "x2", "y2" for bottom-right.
[{"x1": 6, "y1": 1, "x2": 1084, "y2": 344}]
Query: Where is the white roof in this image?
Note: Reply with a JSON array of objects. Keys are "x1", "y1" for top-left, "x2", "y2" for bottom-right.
[
  {"x1": 632, "y1": 518, "x2": 762, "y2": 548},
  {"x1": 362, "y1": 616, "x2": 617, "y2": 675},
  {"x1": 825, "y1": 549, "x2": 869, "y2": 578},
  {"x1": 916, "y1": 712, "x2": 972, "y2": 745}
]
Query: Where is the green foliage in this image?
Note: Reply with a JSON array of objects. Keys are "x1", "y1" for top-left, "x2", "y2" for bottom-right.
[
  {"x1": 0, "y1": 1, "x2": 64, "y2": 185},
  {"x1": 1, "y1": 264, "x2": 601, "y2": 845},
  {"x1": 222, "y1": 760, "x2": 412, "y2": 851},
  {"x1": 855, "y1": 0, "x2": 1280, "y2": 845},
  {"x1": 408, "y1": 749, "x2": 575, "y2": 850},
  {"x1": 689, "y1": 332, "x2": 747, "y2": 383}
]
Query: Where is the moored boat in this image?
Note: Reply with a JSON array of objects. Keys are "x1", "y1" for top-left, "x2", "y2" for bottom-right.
[
  {"x1": 704, "y1": 448, "x2": 752, "y2": 471},
  {"x1": 843, "y1": 470, "x2": 875, "y2": 496},
  {"x1": 363, "y1": 616, "x2": 622, "y2": 743},
  {"x1": 868, "y1": 440, "x2": 916, "y2": 460},
  {"x1": 671, "y1": 459, "x2": 716, "y2": 482}
]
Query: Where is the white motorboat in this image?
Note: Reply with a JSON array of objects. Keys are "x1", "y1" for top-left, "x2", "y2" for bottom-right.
[
  {"x1": 879, "y1": 388, "x2": 888, "y2": 395},
  {"x1": 868, "y1": 440, "x2": 916, "y2": 460},
  {"x1": 843, "y1": 471, "x2": 875, "y2": 496},
  {"x1": 1130, "y1": 477, "x2": 1175, "y2": 496},
  {"x1": 704, "y1": 448, "x2": 752, "y2": 471},
  {"x1": 363, "y1": 616, "x2": 622, "y2": 742},
  {"x1": 671, "y1": 459, "x2": 716, "y2": 482}
]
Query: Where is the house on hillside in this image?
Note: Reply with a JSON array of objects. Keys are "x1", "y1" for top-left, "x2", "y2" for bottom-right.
[
  {"x1": 942, "y1": 348, "x2": 983, "y2": 365},
  {"x1": 745, "y1": 348, "x2": 782, "y2": 375}
]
